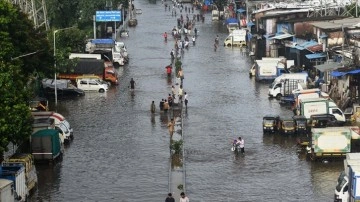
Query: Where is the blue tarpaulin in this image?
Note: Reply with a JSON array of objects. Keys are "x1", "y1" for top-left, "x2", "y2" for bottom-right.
[
  {"x1": 247, "y1": 22, "x2": 255, "y2": 26},
  {"x1": 237, "y1": 8, "x2": 246, "y2": 13},
  {"x1": 225, "y1": 18, "x2": 239, "y2": 24},
  {"x1": 204, "y1": 0, "x2": 212, "y2": 6},
  {"x1": 90, "y1": 39, "x2": 114, "y2": 44},
  {"x1": 294, "y1": 40, "x2": 318, "y2": 50},
  {"x1": 331, "y1": 69, "x2": 360, "y2": 77},
  {"x1": 305, "y1": 53, "x2": 326, "y2": 60}
]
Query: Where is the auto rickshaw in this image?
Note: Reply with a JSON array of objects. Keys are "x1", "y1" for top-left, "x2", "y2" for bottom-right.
[
  {"x1": 292, "y1": 115, "x2": 308, "y2": 134},
  {"x1": 262, "y1": 115, "x2": 280, "y2": 133},
  {"x1": 309, "y1": 114, "x2": 339, "y2": 129},
  {"x1": 278, "y1": 117, "x2": 296, "y2": 135}
]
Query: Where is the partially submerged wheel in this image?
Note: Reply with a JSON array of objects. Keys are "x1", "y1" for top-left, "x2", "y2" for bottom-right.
[{"x1": 99, "y1": 89, "x2": 105, "y2": 93}]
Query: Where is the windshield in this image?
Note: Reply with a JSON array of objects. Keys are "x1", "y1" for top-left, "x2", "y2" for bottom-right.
[
  {"x1": 335, "y1": 176, "x2": 347, "y2": 192},
  {"x1": 63, "y1": 120, "x2": 71, "y2": 130},
  {"x1": 297, "y1": 122, "x2": 306, "y2": 127},
  {"x1": 263, "y1": 120, "x2": 275, "y2": 125},
  {"x1": 59, "y1": 123, "x2": 69, "y2": 134},
  {"x1": 269, "y1": 82, "x2": 276, "y2": 88},
  {"x1": 283, "y1": 121, "x2": 294, "y2": 127}
]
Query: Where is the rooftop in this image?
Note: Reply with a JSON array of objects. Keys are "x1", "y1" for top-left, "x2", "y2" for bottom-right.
[{"x1": 310, "y1": 18, "x2": 360, "y2": 30}]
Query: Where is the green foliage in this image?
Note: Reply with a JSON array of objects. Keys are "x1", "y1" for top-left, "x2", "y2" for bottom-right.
[
  {"x1": 47, "y1": 0, "x2": 128, "y2": 29},
  {"x1": 0, "y1": 1, "x2": 53, "y2": 78},
  {"x1": 175, "y1": 59, "x2": 182, "y2": 76},
  {"x1": 170, "y1": 139, "x2": 183, "y2": 154},
  {"x1": 0, "y1": 61, "x2": 33, "y2": 153},
  {"x1": 345, "y1": 3, "x2": 360, "y2": 17},
  {"x1": 213, "y1": 0, "x2": 227, "y2": 11},
  {"x1": 177, "y1": 184, "x2": 184, "y2": 190},
  {"x1": 0, "y1": 1, "x2": 49, "y2": 153}
]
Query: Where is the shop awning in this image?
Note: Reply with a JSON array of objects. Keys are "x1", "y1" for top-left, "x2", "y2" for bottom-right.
[
  {"x1": 331, "y1": 69, "x2": 360, "y2": 77},
  {"x1": 225, "y1": 18, "x2": 239, "y2": 24},
  {"x1": 269, "y1": 33, "x2": 294, "y2": 40},
  {"x1": 305, "y1": 53, "x2": 326, "y2": 60},
  {"x1": 314, "y1": 62, "x2": 342, "y2": 72}
]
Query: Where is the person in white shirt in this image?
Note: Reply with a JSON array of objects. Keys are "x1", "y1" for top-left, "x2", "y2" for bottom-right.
[
  {"x1": 179, "y1": 192, "x2": 189, "y2": 202},
  {"x1": 236, "y1": 137, "x2": 245, "y2": 153},
  {"x1": 184, "y1": 92, "x2": 188, "y2": 107}
]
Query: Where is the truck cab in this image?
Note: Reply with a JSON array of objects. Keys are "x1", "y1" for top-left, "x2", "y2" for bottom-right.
[
  {"x1": 212, "y1": 10, "x2": 219, "y2": 21},
  {"x1": 335, "y1": 171, "x2": 349, "y2": 202}
]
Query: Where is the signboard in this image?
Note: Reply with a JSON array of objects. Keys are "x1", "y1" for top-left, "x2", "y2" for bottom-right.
[{"x1": 96, "y1": 11, "x2": 121, "y2": 22}]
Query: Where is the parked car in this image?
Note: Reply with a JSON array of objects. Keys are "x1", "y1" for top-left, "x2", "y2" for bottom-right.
[{"x1": 76, "y1": 78, "x2": 108, "y2": 93}]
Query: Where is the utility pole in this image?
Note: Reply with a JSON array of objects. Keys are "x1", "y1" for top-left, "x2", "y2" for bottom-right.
[
  {"x1": 53, "y1": 26, "x2": 76, "y2": 107},
  {"x1": 7, "y1": 0, "x2": 49, "y2": 30}
]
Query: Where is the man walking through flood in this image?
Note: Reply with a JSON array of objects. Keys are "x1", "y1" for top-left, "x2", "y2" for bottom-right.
[
  {"x1": 129, "y1": 78, "x2": 136, "y2": 90},
  {"x1": 236, "y1": 137, "x2": 245, "y2": 153},
  {"x1": 150, "y1": 101, "x2": 156, "y2": 113},
  {"x1": 167, "y1": 118, "x2": 175, "y2": 138}
]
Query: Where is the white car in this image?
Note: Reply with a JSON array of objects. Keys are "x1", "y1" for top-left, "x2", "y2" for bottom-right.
[
  {"x1": 55, "y1": 122, "x2": 71, "y2": 143},
  {"x1": 76, "y1": 78, "x2": 108, "y2": 93}
]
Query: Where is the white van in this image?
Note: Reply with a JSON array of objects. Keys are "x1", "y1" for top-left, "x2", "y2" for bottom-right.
[
  {"x1": 268, "y1": 72, "x2": 308, "y2": 98},
  {"x1": 76, "y1": 78, "x2": 108, "y2": 93}
]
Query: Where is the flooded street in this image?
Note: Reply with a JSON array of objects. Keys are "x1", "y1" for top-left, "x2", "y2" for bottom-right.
[{"x1": 32, "y1": 1, "x2": 343, "y2": 201}]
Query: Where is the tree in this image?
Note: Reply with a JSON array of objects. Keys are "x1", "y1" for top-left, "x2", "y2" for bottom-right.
[{"x1": 0, "y1": 1, "x2": 51, "y2": 155}]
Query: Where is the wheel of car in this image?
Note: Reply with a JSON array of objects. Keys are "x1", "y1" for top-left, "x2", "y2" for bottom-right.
[
  {"x1": 99, "y1": 89, "x2": 105, "y2": 93},
  {"x1": 275, "y1": 94, "x2": 282, "y2": 100}
]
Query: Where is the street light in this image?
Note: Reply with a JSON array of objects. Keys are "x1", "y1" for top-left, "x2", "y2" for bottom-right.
[{"x1": 53, "y1": 26, "x2": 76, "y2": 106}]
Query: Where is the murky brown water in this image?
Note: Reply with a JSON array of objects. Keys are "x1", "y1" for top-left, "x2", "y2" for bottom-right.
[{"x1": 30, "y1": 1, "x2": 343, "y2": 201}]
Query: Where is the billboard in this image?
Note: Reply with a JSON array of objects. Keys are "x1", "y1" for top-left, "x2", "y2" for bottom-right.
[{"x1": 96, "y1": 11, "x2": 121, "y2": 22}]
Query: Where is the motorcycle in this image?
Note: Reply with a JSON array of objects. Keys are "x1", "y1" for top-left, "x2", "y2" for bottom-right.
[{"x1": 231, "y1": 139, "x2": 241, "y2": 152}]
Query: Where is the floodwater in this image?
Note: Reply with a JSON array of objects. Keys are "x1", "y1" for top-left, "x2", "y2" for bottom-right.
[{"x1": 30, "y1": 1, "x2": 343, "y2": 201}]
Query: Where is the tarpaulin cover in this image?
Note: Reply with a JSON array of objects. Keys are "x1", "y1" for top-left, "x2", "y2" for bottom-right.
[
  {"x1": 65, "y1": 59, "x2": 105, "y2": 74},
  {"x1": 247, "y1": 22, "x2": 255, "y2": 26},
  {"x1": 305, "y1": 53, "x2": 326, "y2": 59},
  {"x1": 237, "y1": 8, "x2": 246, "y2": 13},
  {"x1": 90, "y1": 39, "x2": 114, "y2": 44},
  {"x1": 331, "y1": 69, "x2": 360, "y2": 77},
  {"x1": 225, "y1": 18, "x2": 239, "y2": 24},
  {"x1": 294, "y1": 40, "x2": 318, "y2": 50}
]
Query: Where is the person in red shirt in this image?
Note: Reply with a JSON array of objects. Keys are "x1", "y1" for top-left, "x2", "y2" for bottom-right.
[
  {"x1": 165, "y1": 64, "x2": 172, "y2": 77},
  {"x1": 163, "y1": 32, "x2": 168, "y2": 41}
]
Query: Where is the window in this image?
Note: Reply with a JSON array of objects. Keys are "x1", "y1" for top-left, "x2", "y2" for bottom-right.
[
  {"x1": 332, "y1": 109, "x2": 343, "y2": 116},
  {"x1": 80, "y1": 80, "x2": 87, "y2": 85},
  {"x1": 89, "y1": 80, "x2": 98, "y2": 85}
]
